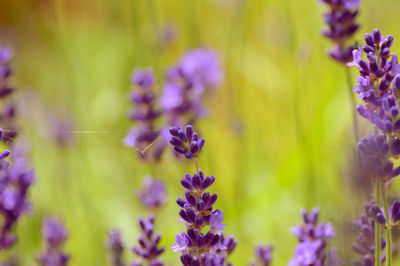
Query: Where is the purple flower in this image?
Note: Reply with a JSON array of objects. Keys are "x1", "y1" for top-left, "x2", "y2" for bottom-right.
[
  {"x1": 289, "y1": 208, "x2": 339, "y2": 266},
  {"x1": 138, "y1": 176, "x2": 166, "y2": 210},
  {"x1": 170, "y1": 124, "x2": 235, "y2": 265},
  {"x1": 107, "y1": 230, "x2": 125, "y2": 266},
  {"x1": 38, "y1": 217, "x2": 70, "y2": 266},
  {"x1": 178, "y1": 49, "x2": 223, "y2": 91},
  {"x1": 161, "y1": 49, "x2": 222, "y2": 127},
  {"x1": 131, "y1": 68, "x2": 155, "y2": 89},
  {"x1": 357, "y1": 134, "x2": 400, "y2": 180},
  {"x1": 124, "y1": 68, "x2": 163, "y2": 161},
  {"x1": 0, "y1": 46, "x2": 18, "y2": 143},
  {"x1": 131, "y1": 215, "x2": 165, "y2": 265},
  {"x1": 352, "y1": 201, "x2": 386, "y2": 265},
  {"x1": 320, "y1": 0, "x2": 360, "y2": 63},
  {"x1": 0, "y1": 150, "x2": 34, "y2": 250},
  {"x1": 169, "y1": 125, "x2": 205, "y2": 159},
  {"x1": 171, "y1": 233, "x2": 189, "y2": 252},
  {"x1": 209, "y1": 210, "x2": 226, "y2": 231},
  {"x1": 249, "y1": 245, "x2": 273, "y2": 266},
  {"x1": 353, "y1": 76, "x2": 374, "y2": 100},
  {"x1": 0, "y1": 47, "x2": 12, "y2": 64},
  {"x1": 48, "y1": 112, "x2": 76, "y2": 148}
]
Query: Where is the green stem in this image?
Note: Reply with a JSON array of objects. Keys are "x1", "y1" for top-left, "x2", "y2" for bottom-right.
[
  {"x1": 382, "y1": 183, "x2": 392, "y2": 266},
  {"x1": 376, "y1": 180, "x2": 382, "y2": 266},
  {"x1": 345, "y1": 67, "x2": 359, "y2": 141}
]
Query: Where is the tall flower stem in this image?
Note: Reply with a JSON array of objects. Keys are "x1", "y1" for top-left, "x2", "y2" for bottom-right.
[
  {"x1": 376, "y1": 180, "x2": 382, "y2": 266},
  {"x1": 345, "y1": 67, "x2": 359, "y2": 141},
  {"x1": 382, "y1": 183, "x2": 392, "y2": 266}
]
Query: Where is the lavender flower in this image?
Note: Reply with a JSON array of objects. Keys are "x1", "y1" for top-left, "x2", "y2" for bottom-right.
[
  {"x1": 0, "y1": 149, "x2": 34, "y2": 250},
  {"x1": 352, "y1": 202, "x2": 386, "y2": 265},
  {"x1": 320, "y1": 0, "x2": 360, "y2": 63},
  {"x1": 346, "y1": 30, "x2": 400, "y2": 182},
  {"x1": 48, "y1": 112, "x2": 76, "y2": 148},
  {"x1": 107, "y1": 230, "x2": 125, "y2": 266},
  {"x1": 169, "y1": 125, "x2": 205, "y2": 159},
  {"x1": 0, "y1": 47, "x2": 18, "y2": 143},
  {"x1": 131, "y1": 215, "x2": 165, "y2": 266},
  {"x1": 169, "y1": 125, "x2": 236, "y2": 265},
  {"x1": 38, "y1": 217, "x2": 69, "y2": 266},
  {"x1": 124, "y1": 68, "x2": 163, "y2": 161},
  {"x1": 289, "y1": 208, "x2": 340, "y2": 266},
  {"x1": 249, "y1": 245, "x2": 273, "y2": 266},
  {"x1": 138, "y1": 176, "x2": 166, "y2": 210},
  {"x1": 161, "y1": 49, "x2": 222, "y2": 126}
]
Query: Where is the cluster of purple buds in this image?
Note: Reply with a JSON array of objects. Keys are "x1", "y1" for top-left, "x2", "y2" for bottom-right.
[
  {"x1": 169, "y1": 125, "x2": 236, "y2": 265},
  {"x1": 357, "y1": 134, "x2": 400, "y2": 180},
  {"x1": 173, "y1": 232, "x2": 236, "y2": 266},
  {"x1": 348, "y1": 30, "x2": 399, "y2": 113},
  {"x1": 131, "y1": 215, "x2": 165, "y2": 266},
  {"x1": 124, "y1": 68, "x2": 164, "y2": 161},
  {"x1": 107, "y1": 230, "x2": 125, "y2": 266},
  {"x1": 169, "y1": 125, "x2": 205, "y2": 159},
  {"x1": 0, "y1": 147, "x2": 34, "y2": 250},
  {"x1": 366, "y1": 199, "x2": 400, "y2": 229},
  {"x1": 161, "y1": 49, "x2": 222, "y2": 126},
  {"x1": 346, "y1": 30, "x2": 400, "y2": 180},
  {"x1": 249, "y1": 245, "x2": 273, "y2": 266},
  {"x1": 38, "y1": 217, "x2": 69, "y2": 266},
  {"x1": 138, "y1": 176, "x2": 166, "y2": 210},
  {"x1": 320, "y1": 0, "x2": 360, "y2": 63},
  {"x1": 289, "y1": 208, "x2": 338, "y2": 266},
  {"x1": 352, "y1": 201, "x2": 386, "y2": 265},
  {"x1": 0, "y1": 47, "x2": 18, "y2": 143}
]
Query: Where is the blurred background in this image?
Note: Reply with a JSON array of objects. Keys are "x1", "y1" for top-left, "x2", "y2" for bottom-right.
[{"x1": 1, "y1": 0, "x2": 400, "y2": 265}]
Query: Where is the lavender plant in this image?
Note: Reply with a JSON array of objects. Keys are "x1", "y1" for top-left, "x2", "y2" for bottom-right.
[
  {"x1": 0, "y1": 146, "x2": 34, "y2": 250},
  {"x1": 320, "y1": 0, "x2": 361, "y2": 142},
  {"x1": 38, "y1": 217, "x2": 70, "y2": 266},
  {"x1": 320, "y1": 0, "x2": 360, "y2": 64},
  {"x1": 169, "y1": 125, "x2": 236, "y2": 265},
  {"x1": 289, "y1": 208, "x2": 342, "y2": 266},
  {"x1": 347, "y1": 29, "x2": 400, "y2": 266},
  {"x1": 124, "y1": 68, "x2": 163, "y2": 161},
  {"x1": 0, "y1": 47, "x2": 18, "y2": 143},
  {"x1": 130, "y1": 177, "x2": 166, "y2": 266},
  {"x1": 161, "y1": 49, "x2": 223, "y2": 127},
  {"x1": 352, "y1": 201, "x2": 385, "y2": 265},
  {"x1": 107, "y1": 230, "x2": 125, "y2": 266},
  {"x1": 137, "y1": 176, "x2": 166, "y2": 210},
  {"x1": 131, "y1": 215, "x2": 165, "y2": 266},
  {"x1": 249, "y1": 245, "x2": 273, "y2": 266}
]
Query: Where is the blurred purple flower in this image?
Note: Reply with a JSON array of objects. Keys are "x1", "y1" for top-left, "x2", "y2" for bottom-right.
[
  {"x1": 107, "y1": 230, "x2": 125, "y2": 266},
  {"x1": 320, "y1": 0, "x2": 360, "y2": 63},
  {"x1": 289, "y1": 208, "x2": 340, "y2": 266},
  {"x1": 124, "y1": 68, "x2": 163, "y2": 162},
  {"x1": 0, "y1": 149, "x2": 34, "y2": 250},
  {"x1": 161, "y1": 48, "x2": 223, "y2": 127},
  {"x1": 131, "y1": 215, "x2": 165, "y2": 265},
  {"x1": 249, "y1": 245, "x2": 273, "y2": 266},
  {"x1": 352, "y1": 201, "x2": 386, "y2": 265},
  {"x1": 49, "y1": 112, "x2": 76, "y2": 148},
  {"x1": 137, "y1": 176, "x2": 166, "y2": 210},
  {"x1": 38, "y1": 217, "x2": 69, "y2": 266},
  {"x1": 0, "y1": 46, "x2": 18, "y2": 143}
]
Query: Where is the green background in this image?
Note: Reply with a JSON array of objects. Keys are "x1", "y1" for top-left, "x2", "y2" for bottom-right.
[{"x1": 1, "y1": 0, "x2": 400, "y2": 264}]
